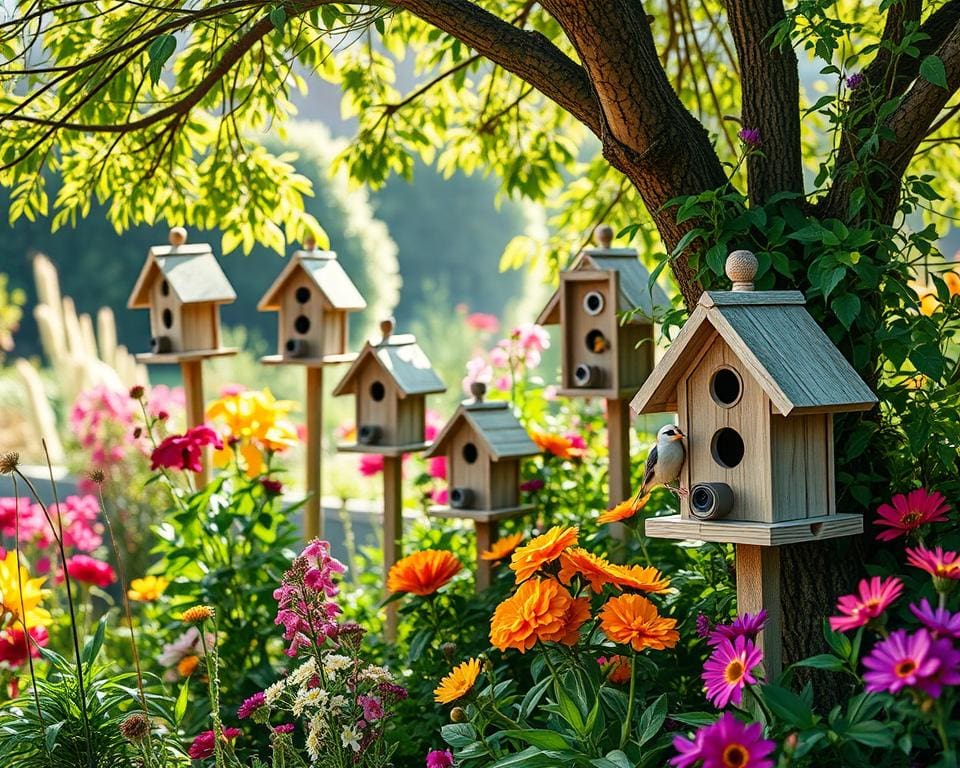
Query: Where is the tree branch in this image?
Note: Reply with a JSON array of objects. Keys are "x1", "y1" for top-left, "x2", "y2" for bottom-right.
[{"x1": 725, "y1": 0, "x2": 803, "y2": 202}]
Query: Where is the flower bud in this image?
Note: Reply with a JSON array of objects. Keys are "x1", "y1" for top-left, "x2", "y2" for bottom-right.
[
  {"x1": 119, "y1": 713, "x2": 151, "y2": 743},
  {"x1": 441, "y1": 642, "x2": 457, "y2": 661},
  {"x1": 129, "y1": 385, "x2": 145, "y2": 400},
  {"x1": 450, "y1": 707, "x2": 467, "y2": 723},
  {"x1": 157, "y1": 410, "x2": 169, "y2": 421},
  {"x1": 133, "y1": 427, "x2": 143, "y2": 439}
]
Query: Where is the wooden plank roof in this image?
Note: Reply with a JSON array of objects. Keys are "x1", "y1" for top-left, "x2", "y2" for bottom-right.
[
  {"x1": 128, "y1": 244, "x2": 236, "y2": 308},
  {"x1": 257, "y1": 251, "x2": 366, "y2": 312},
  {"x1": 332, "y1": 334, "x2": 445, "y2": 397},
  {"x1": 631, "y1": 290, "x2": 877, "y2": 417},
  {"x1": 425, "y1": 401, "x2": 538, "y2": 460}
]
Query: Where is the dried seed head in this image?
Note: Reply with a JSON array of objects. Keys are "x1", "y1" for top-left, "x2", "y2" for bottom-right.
[
  {"x1": 87, "y1": 469, "x2": 106, "y2": 485},
  {"x1": 119, "y1": 712, "x2": 151, "y2": 743},
  {"x1": 0, "y1": 452, "x2": 19, "y2": 475},
  {"x1": 129, "y1": 385, "x2": 145, "y2": 400}
]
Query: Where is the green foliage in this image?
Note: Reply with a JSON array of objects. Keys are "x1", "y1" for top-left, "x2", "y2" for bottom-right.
[{"x1": 0, "y1": 273, "x2": 25, "y2": 358}]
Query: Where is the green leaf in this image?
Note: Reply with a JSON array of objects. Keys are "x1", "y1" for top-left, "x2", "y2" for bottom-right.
[
  {"x1": 45, "y1": 722, "x2": 64, "y2": 754},
  {"x1": 636, "y1": 694, "x2": 668, "y2": 747},
  {"x1": 269, "y1": 6, "x2": 286, "y2": 30},
  {"x1": 592, "y1": 751, "x2": 632, "y2": 768},
  {"x1": 175, "y1": 679, "x2": 190, "y2": 724},
  {"x1": 503, "y1": 729, "x2": 573, "y2": 751},
  {"x1": 147, "y1": 34, "x2": 177, "y2": 85},
  {"x1": 909, "y1": 342, "x2": 945, "y2": 380},
  {"x1": 441, "y1": 723, "x2": 478, "y2": 748},
  {"x1": 832, "y1": 293, "x2": 860, "y2": 329},
  {"x1": 81, "y1": 617, "x2": 107, "y2": 665},
  {"x1": 920, "y1": 55, "x2": 948, "y2": 88},
  {"x1": 792, "y1": 654, "x2": 845, "y2": 672},
  {"x1": 489, "y1": 747, "x2": 571, "y2": 767},
  {"x1": 758, "y1": 684, "x2": 816, "y2": 729},
  {"x1": 841, "y1": 720, "x2": 895, "y2": 748}
]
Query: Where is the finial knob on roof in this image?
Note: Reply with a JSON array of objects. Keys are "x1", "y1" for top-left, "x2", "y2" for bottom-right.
[
  {"x1": 470, "y1": 381, "x2": 486, "y2": 402},
  {"x1": 726, "y1": 250, "x2": 758, "y2": 291},
  {"x1": 594, "y1": 223, "x2": 614, "y2": 249},
  {"x1": 169, "y1": 227, "x2": 187, "y2": 247},
  {"x1": 379, "y1": 317, "x2": 395, "y2": 340},
  {"x1": 303, "y1": 234, "x2": 316, "y2": 251}
]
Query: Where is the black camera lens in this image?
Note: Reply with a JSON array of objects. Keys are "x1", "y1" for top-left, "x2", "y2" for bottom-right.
[{"x1": 692, "y1": 487, "x2": 711, "y2": 511}]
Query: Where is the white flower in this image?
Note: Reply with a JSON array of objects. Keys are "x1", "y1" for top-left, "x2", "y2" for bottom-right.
[
  {"x1": 289, "y1": 657, "x2": 318, "y2": 687},
  {"x1": 328, "y1": 694, "x2": 347, "y2": 711},
  {"x1": 292, "y1": 687, "x2": 328, "y2": 717},
  {"x1": 359, "y1": 664, "x2": 392, "y2": 683},
  {"x1": 306, "y1": 715, "x2": 324, "y2": 762},
  {"x1": 340, "y1": 726, "x2": 361, "y2": 752},
  {"x1": 264, "y1": 679, "x2": 286, "y2": 706},
  {"x1": 323, "y1": 653, "x2": 352, "y2": 675}
]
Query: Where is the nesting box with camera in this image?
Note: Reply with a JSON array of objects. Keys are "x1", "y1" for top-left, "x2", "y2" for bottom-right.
[
  {"x1": 536, "y1": 226, "x2": 669, "y2": 398},
  {"x1": 333, "y1": 320, "x2": 446, "y2": 454},
  {"x1": 631, "y1": 251, "x2": 877, "y2": 546},
  {"x1": 128, "y1": 228, "x2": 237, "y2": 358},
  {"x1": 257, "y1": 238, "x2": 366, "y2": 366}
]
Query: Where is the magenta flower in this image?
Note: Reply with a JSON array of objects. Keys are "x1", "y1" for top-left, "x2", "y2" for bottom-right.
[
  {"x1": 187, "y1": 727, "x2": 241, "y2": 759},
  {"x1": 737, "y1": 127, "x2": 761, "y2": 148},
  {"x1": 426, "y1": 749, "x2": 454, "y2": 768},
  {"x1": 874, "y1": 488, "x2": 950, "y2": 541},
  {"x1": 274, "y1": 540, "x2": 345, "y2": 656},
  {"x1": 150, "y1": 425, "x2": 223, "y2": 473},
  {"x1": 905, "y1": 545, "x2": 960, "y2": 581},
  {"x1": 696, "y1": 614, "x2": 713, "y2": 638},
  {"x1": 302, "y1": 539, "x2": 346, "y2": 595},
  {"x1": 273, "y1": 723, "x2": 295, "y2": 734},
  {"x1": 828, "y1": 576, "x2": 903, "y2": 632},
  {"x1": 863, "y1": 629, "x2": 960, "y2": 697},
  {"x1": 428, "y1": 456, "x2": 447, "y2": 481},
  {"x1": 708, "y1": 610, "x2": 767, "y2": 646},
  {"x1": 261, "y1": 478, "x2": 284, "y2": 495},
  {"x1": 910, "y1": 599, "x2": 960, "y2": 639},
  {"x1": 671, "y1": 712, "x2": 775, "y2": 768},
  {"x1": 702, "y1": 636, "x2": 763, "y2": 708},
  {"x1": 237, "y1": 691, "x2": 266, "y2": 720},
  {"x1": 520, "y1": 478, "x2": 545, "y2": 493},
  {"x1": 65, "y1": 554, "x2": 116, "y2": 588},
  {"x1": 358, "y1": 453, "x2": 385, "y2": 477},
  {"x1": 360, "y1": 694, "x2": 384, "y2": 722}
]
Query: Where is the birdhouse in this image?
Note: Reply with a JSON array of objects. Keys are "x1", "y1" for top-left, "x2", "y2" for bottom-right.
[
  {"x1": 536, "y1": 225, "x2": 669, "y2": 398},
  {"x1": 332, "y1": 320, "x2": 446, "y2": 452},
  {"x1": 127, "y1": 227, "x2": 236, "y2": 356},
  {"x1": 631, "y1": 250, "x2": 877, "y2": 546},
  {"x1": 426, "y1": 382, "x2": 538, "y2": 589},
  {"x1": 257, "y1": 237, "x2": 367, "y2": 365}
]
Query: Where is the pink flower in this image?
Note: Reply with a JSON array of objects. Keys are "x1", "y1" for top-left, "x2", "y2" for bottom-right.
[
  {"x1": 874, "y1": 488, "x2": 950, "y2": 541},
  {"x1": 302, "y1": 539, "x2": 346, "y2": 596},
  {"x1": 466, "y1": 313, "x2": 499, "y2": 333},
  {"x1": 906, "y1": 545, "x2": 960, "y2": 581},
  {"x1": 359, "y1": 453, "x2": 384, "y2": 477},
  {"x1": 672, "y1": 712, "x2": 774, "y2": 768},
  {"x1": 0, "y1": 626, "x2": 48, "y2": 668},
  {"x1": 237, "y1": 692, "x2": 266, "y2": 720},
  {"x1": 274, "y1": 540, "x2": 344, "y2": 657},
  {"x1": 425, "y1": 410, "x2": 445, "y2": 443},
  {"x1": 863, "y1": 629, "x2": 960, "y2": 698},
  {"x1": 261, "y1": 479, "x2": 284, "y2": 495},
  {"x1": 910, "y1": 599, "x2": 960, "y2": 639},
  {"x1": 0, "y1": 497, "x2": 51, "y2": 547},
  {"x1": 188, "y1": 727, "x2": 241, "y2": 759},
  {"x1": 702, "y1": 636, "x2": 763, "y2": 708},
  {"x1": 462, "y1": 355, "x2": 493, "y2": 395},
  {"x1": 150, "y1": 425, "x2": 223, "y2": 473},
  {"x1": 146, "y1": 384, "x2": 185, "y2": 419},
  {"x1": 431, "y1": 487, "x2": 449, "y2": 505},
  {"x1": 513, "y1": 322, "x2": 549, "y2": 354},
  {"x1": 488, "y1": 346, "x2": 509, "y2": 368},
  {"x1": 520, "y1": 478, "x2": 544, "y2": 493},
  {"x1": 426, "y1": 749, "x2": 454, "y2": 768},
  {"x1": 219, "y1": 383, "x2": 247, "y2": 397},
  {"x1": 65, "y1": 554, "x2": 116, "y2": 588},
  {"x1": 428, "y1": 456, "x2": 447, "y2": 481},
  {"x1": 707, "y1": 610, "x2": 767, "y2": 646},
  {"x1": 360, "y1": 694, "x2": 384, "y2": 721},
  {"x1": 829, "y1": 576, "x2": 903, "y2": 632},
  {"x1": 737, "y1": 127, "x2": 761, "y2": 147},
  {"x1": 53, "y1": 495, "x2": 104, "y2": 552},
  {"x1": 274, "y1": 723, "x2": 294, "y2": 734}
]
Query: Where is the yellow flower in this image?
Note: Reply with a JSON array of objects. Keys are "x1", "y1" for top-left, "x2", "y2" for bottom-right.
[
  {"x1": 434, "y1": 658, "x2": 482, "y2": 704},
  {"x1": 206, "y1": 388, "x2": 299, "y2": 478},
  {"x1": 0, "y1": 550, "x2": 51, "y2": 629},
  {"x1": 182, "y1": 605, "x2": 215, "y2": 624},
  {"x1": 128, "y1": 575, "x2": 169, "y2": 602}
]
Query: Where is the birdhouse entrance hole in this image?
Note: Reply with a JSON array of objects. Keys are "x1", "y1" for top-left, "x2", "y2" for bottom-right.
[
  {"x1": 294, "y1": 315, "x2": 311, "y2": 334},
  {"x1": 161, "y1": 309, "x2": 173, "y2": 329},
  {"x1": 370, "y1": 381, "x2": 386, "y2": 401},
  {"x1": 583, "y1": 291, "x2": 605, "y2": 316},
  {"x1": 711, "y1": 427, "x2": 745, "y2": 468},
  {"x1": 710, "y1": 367, "x2": 742, "y2": 407},
  {"x1": 585, "y1": 329, "x2": 608, "y2": 353},
  {"x1": 462, "y1": 442, "x2": 479, "y2": 464},
  {"x1": 160, "y1": 280, "x2": 170, "y2": 297},
  {"x1": 295, "y1": 286, "x2": 311, "y2": 304}
]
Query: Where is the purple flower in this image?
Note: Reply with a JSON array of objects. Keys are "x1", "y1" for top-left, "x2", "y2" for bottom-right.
[
  {"x1": 520, "y1": 478, "x2": 545, "y2": 493},
  {"x1": 671, "y1": 712, "x2": 775, "y2": 768},
  {"x1": 911, "y1": 599, "x2": 960, "y2": 639},
  {"x1": 845, "y1": 72, "x2": 865, "y2": 90},
  {"x1": 863, "y1": 628, "x2": 960, "y2": 698},
  {"x1": 708, "y1": 610, "x2": 767, "y2": 646},
  {"x1": 237, "y1": 691, "x2": 266, "y2": 720},
  {"x1": 702, "y1": 636, "x2": 763, "y2": 708},
  {"x1": 695, "y1": 614, "x2": 712, "y2": 638},
  {"x1": 426, "y1": 749, "x2": 455, "y2": 768},
  {"x1": 737, "y1": 127, "x2": 761, "y2": 148}
]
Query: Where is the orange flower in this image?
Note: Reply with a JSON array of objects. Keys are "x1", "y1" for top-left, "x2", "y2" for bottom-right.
[
  {"x1": 178, "y1": 655, "x2": 200, "y2": 678},
  {"x1": 558, "y1": 548, "x2": 619, "y2": 593},
  {"x1": 489, "y1": 577, "x2": 575, "y2": 652},
  {"x1": 509, "y1": 526, "x2": 579, "y2": 583},
  {"x1": 480, "y1": 533, "x2": 524, "y2": 562},
  {"x1": 387, "y1": 550, "x2": 462, "y2": 596},
  {"x1": 945, "y1": 270, "x2": 960, "y2": 297},
  {"x1": 552, "y1": 596, "x2": 591, "y2": 646},
  {"x1": 599, "y1": 594, "x2": 679, "y2": 652},
  {"x1": 608, "y1": 564, "x2": 671, "y2": 594},
  {"x1": 598, "y1": 494, "x2": 650, "y2": 525},
  {"x1": 531, "y1": 430, "x2": 584, "y2": 460},
  {"x1": 434, "y1": 658, "x2": 482, "y2": 704},
  {"x1": 601, "y1": 655, "x2": 632, "y2": 684}
]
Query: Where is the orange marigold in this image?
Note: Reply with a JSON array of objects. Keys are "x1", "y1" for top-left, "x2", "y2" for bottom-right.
[
  {"x1": 599, "y1": 594, "x2": 678, "y2": 652},
  {"x1": 597, "y1": 493, "x2": 650, "y2": 525},
  {"x1": 601, "y1": 655, "x2": 633, "y2": 685},
  {"x1": 480, "y1": 533, "x2": 525, "y2": 562},
  {"x1": 558, "y1": 548, "x2": 619, "y2": 593},
  {"x1": 489, "y1": 577, "x2": 574, "y2": 652},
  {"x1": 434, "y1": 658, "x2": 482, "y2": 704},
  {"x1": 609, "y1": 564, "x2": 671, "y2": 594},
  {"x1": 509, "y1": 525, "x2": 578, "y2": 583},
  {"x1": 552, "y1": 596, "x2": 591, "y2": 646},
  {"x1": 530, "y1": 430, "x2": 584, "y2": 460},
  {"x1": 387, "y1": 550, "x2": 462, "y2": 596}
]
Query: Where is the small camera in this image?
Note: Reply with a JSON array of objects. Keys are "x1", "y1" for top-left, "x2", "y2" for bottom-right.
[
  {"x1": 285, "y1": 338, "x2": 307, "y2": 357},
  {"x1": 574, "y1": 363, "x2": 602, "y2": 387},
  {"x1": 689, "y1": 482, "x2": 734, "y2": 521},
  {"x1": 583, "y1": 291, "x2": 605, "y2": 316},
  {"x1": 357, "y1": 425, "x2": 383, "y2": 446},
  {"x1": 150, "y1": 336, "x2": 172, "y2": 353},
  {"x1": 450, "y1": 487, "x2": 475, "y2": 509}
]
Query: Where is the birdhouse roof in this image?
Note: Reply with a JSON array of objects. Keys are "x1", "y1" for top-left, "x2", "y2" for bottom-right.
[
  {"x1": 536, "y1": 248, "x2": 670, "y2": 325},
  {"x1": 425, "y1": 401, "x2": 539, "y2": 461},
  {"x1": 257, "y1": 251, "x2": 366, "y2": 312},
  {"x1": 128, "y1": 244, "x2": 236, "y2": 308},
  {"x1": 332, "y1": 335, "x2": 446, "y2": 398},
  {"x1": 631, "y1": 290, "x2": 878, "y2": 417}
]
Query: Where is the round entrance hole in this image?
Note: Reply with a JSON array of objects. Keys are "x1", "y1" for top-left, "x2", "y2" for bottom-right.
[
  {"x1": 295, "y1": 286, "x2": 311, "y2": 304},
  {"x1": 294, "y1": 315, "x2": 311, "y2": 334},
  {"x1": 161, "y1": 308, "x2": 173, "y2": 329},
  {"x1": 370, "y1": 381, "x2": 386, "y2": 402},
  {"x1": 711, "y1": 427, "x2": 745, "y2": 469},
  {"x1": 462, "y1": 442, "x2": 479, "y2": 464},
  {"x1": 585, "y1": 329, "x2": 608, "y2": 354},
  {"x1": 583, "y1": 290, "x2": 605, "y2": 316},
  {"x1": 710, "y1": 367, "x2": 742, "y2": 407}
]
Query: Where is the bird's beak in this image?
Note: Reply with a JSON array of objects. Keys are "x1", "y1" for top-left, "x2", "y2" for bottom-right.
[{"x1": 671, "y1": 430, "x2": 685, "y2": 441}]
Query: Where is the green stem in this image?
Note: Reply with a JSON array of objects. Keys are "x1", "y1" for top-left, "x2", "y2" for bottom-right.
[
  {"x1": 619, "y1": 654, "x2": 638, "y2": 749},
  {"x1": 198, "y1": 624, "x2": 226, "y2": 768}
]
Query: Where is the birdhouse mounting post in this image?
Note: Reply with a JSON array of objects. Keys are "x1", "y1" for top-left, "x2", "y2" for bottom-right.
[
  {"x1": 735, "y1": 544, "x2": 783, "y2": 677},
  {"x1": 606, "y1": 397, "x2": 632, "y2": 528},
  {"x1": 304, "y1": 366, "x2": 324, "y2": 541},
  {"x1": 382, "y1": 453, "x2": 403, "y2": 640},
  {"x1": 180, "y1": 358, "x2": 209, "y2": 486}
]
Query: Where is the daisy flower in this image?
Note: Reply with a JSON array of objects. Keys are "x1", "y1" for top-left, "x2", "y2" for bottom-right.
[
  {"x1": 702, "y1": 636, "x2": 763, "y2": 708},
  {"x1": 873, "y1": 488, "x2": 950, "y2": 541},
  {"x1": 707, "y1": 610, "x2": 767, "y2": 646},
  {"x1": 434, "y1": 658, "x2": 482, "y2": 704},
  {"x1": 905, "y1": 545, "x2": 960, "y2": 583},
  {"x1": 671, "y1": 712, "x2": 775, "y2": 768},
  {"x1": 910, "y1": 599, "x2": 960, "y2": 639},
  {"x1": 863, "y1": 628, "x2": 960, "y2": 697},
  {"x1": 828, "y1": 576, "x2": 903, "y2": 632}
]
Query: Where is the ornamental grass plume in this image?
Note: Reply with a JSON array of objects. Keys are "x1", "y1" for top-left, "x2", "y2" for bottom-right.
[
  {"x1": 598, "y1": 593, "x2": 679, "y2": 652},
  {"x1": 434, "y1": 658, "x2": 482, "y2": 703},
  {"x1": 702, "y1": 635, "x2": 764, "y2": 708},
  {"x1": 829, "y1": 575, "x2": 903, "y2": 632},
  {"x1": 509, "y1": 525, "x2": 578, "y2": 582},
  {"x1": 387, "y1": 550, "x2": 461, "y2": 596},
  {"x1": 863, "y1": 628, "x2": 960, "y2": 697},
  {"x1": 873, "y1": 488, "x2": 950, "y2": 541},
  {"x1": 479, "y1": 532, "x2": 524, "y2": 562},
  {"x1": 671, "y1": 712, "x2": 775, "y2": 768}
]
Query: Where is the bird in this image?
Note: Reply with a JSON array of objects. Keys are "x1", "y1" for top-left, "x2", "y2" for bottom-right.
[
  {"x1": 591, "y1": 333, "x2": 609, "y2": 353},
  {"x1": 635, "y1": 424, "x2": 687, "y2": 503}
]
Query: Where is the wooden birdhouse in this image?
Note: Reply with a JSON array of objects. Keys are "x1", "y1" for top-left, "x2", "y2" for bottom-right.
[
  {"x1": 426, "y1": 382, "x2": 538, "y2": 589},
  {"x1": 257, "y1": 237, "x2": 366, "y2": 365},
  {"x1": 536, "y1": 226, "x2": 669, "y2": 399},
  {"x1": 333, "y1": 320, "x2": 446, "y2": 452},
  {"x1": 631, "y1": 250, "x2": 877, "y2": 546},
  {"x1": 127, "y1": 227, "x2": 236, "y2": 357}
]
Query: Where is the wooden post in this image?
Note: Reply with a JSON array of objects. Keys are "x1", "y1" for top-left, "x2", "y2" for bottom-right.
[
  {"x1": 475, "y1": 519, "x2": 497, "y2": 592},
  {"x1": 304, "y1": 366, "x2": 324, "y2": 541},
  {"x1": 180, "y1": 359, "x2": 208, "y2": 487},
  {"x1": 382, "y1": 454, "x2": 403, "y2": 640},
  {"x1": 606, "y1": 397, "x2": 631, "y2": 542},
  {"x1": 735, "y1": 544, "x2": 782, "y2": 678}
]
